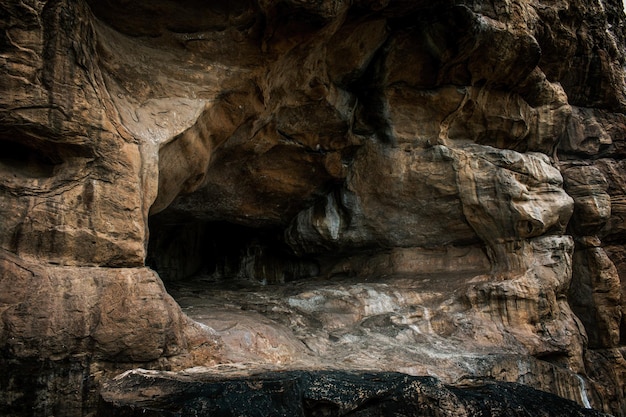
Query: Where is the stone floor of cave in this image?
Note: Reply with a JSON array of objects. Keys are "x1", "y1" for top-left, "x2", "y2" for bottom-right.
[{"x1": 164, "y1": 271, "x2": 515, "y2": 382}]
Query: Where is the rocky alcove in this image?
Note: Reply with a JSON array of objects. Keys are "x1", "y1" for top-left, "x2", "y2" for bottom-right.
[{"x1": 147, "y1": 216, "x2": 319, "y2": 285}]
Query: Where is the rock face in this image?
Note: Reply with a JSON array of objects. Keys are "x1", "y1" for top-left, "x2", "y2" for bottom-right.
[{"x1": 1, "y1": 0, "x2": 626, "y2": 416}]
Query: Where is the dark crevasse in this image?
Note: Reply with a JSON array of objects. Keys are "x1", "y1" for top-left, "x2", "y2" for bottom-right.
[{"x1": 146, "y1": 213, "x2": 319, "y2": 285}]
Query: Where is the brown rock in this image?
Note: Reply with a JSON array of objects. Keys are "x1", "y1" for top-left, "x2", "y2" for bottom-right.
[
  {"x1": 569, "y1": 243, "x2": 622, "y2": 349},
  {"x1": 1, "y1": 0, "x2": 626, "y2": 416},
  {"x1": 0, "y1": 249, "x2": 221, "y2": 363},
  {"x1": 562, "y1": 164, "x2": 612, "y2": 235}
]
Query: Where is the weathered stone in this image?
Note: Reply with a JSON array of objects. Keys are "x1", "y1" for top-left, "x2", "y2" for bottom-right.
[
  {"x1": 0, "y1": 249, "x2": 221, "y2": 363},
  {"x1": 605, "y1": 245, "x2": 626, "y2": 345},
  {"x1": 562, "y1": 164, "x2": 612, "y2": 235},
  {"x1": 285, "y1": 142, "x2": 476, "y2": 254},
  {"x1": 584, "y1": 348, "x2": 626, "y2": 417},
  {"x1": 454, "y1": 145, "x2": 573, "y2": 272},
  {"x1": 1, "y1": 0, "x2": 626, "y2": 416},
  {"x1": 285, "y1": 142, "x2": 574, "y2": 273},
  {"x1": 596, "y1": 159, "x2": 626, "y2": 244}
]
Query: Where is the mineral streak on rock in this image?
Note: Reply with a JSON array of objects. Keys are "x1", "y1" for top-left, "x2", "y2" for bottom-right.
[{"x1": 1, "y1": 0, "x2": 626, "y2": 416}]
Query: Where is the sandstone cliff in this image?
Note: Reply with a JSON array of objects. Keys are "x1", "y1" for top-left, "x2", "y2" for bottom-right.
[{"x1": 1, "y1": 0, "x2": 626, "y2": 416}]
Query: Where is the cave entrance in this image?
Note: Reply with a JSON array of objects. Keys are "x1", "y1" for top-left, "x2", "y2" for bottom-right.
[
  {"x1": 145, "y1": 212, "x2": 335, "y2": 365},
  {"x1": 144, "y1": 209, "x2": 496, "y2": 373},
  {"x1": 146, "y1": 213, "x2": 319, "y2": 287}
]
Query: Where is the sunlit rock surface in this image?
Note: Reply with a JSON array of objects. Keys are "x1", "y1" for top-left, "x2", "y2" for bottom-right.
[{"x1": 1, "y1": 0, "x2": 626, "y2": 416}]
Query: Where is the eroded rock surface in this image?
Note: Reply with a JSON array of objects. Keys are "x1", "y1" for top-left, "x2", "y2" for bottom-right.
[{"x1": 1, "y1": 0, "x2": 626, "y2": 416}]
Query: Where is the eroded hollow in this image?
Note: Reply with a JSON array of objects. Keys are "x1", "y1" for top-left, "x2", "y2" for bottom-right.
[
  {"x1": 146, "y1": 213, "x2": 320, "y2": 286},
  {"x1": 0, "y1": 136, "x2": 62, "y2": 179},
  {"x1": 145, "y1": 206, "x2": 501, "y2": 375}
]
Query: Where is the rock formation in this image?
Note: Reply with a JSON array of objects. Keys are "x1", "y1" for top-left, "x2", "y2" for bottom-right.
[{"x1": 1, "y1": 0, "x2": 625, "y2": 416}]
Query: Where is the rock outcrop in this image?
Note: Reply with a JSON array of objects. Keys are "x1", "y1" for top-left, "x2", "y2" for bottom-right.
[{"x1": 1, "y1": 0, "x2": 626, "y2": 416}]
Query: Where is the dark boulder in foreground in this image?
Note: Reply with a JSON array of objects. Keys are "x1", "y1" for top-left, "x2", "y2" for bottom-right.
[{"x1": 99, "y1": 369, "x2": 610, "y2": 417}]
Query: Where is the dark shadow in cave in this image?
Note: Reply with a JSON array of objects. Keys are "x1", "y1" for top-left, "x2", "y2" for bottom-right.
[{"x1": 146, "y1": 212, "x2": 320, "y2": 288}]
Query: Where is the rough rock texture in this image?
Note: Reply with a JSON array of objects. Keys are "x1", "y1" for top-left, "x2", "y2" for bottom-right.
[
  {"x1": 1, "y1": 0, "x2": 626, "y2": 416},
  {"x1": 99, "y1": 369, "x2": 610, "y2": 417}
]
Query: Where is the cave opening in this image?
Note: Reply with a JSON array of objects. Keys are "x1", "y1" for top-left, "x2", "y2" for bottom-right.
[
  {"x1": 144, "y1": 206, "x2": 509, "y2": 377},
  {"x1": 146, "y1": 212, "x2": 320, "y2": 288}
]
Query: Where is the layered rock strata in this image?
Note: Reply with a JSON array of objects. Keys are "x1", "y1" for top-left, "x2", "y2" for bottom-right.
[{"x1": 1, "y1": 0, "x2": 626, "y2": 416}]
